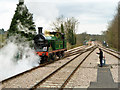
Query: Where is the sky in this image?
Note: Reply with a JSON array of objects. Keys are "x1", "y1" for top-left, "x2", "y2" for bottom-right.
[{"x1": 0, "y1": 0, "x2": 119, "y2": 34}]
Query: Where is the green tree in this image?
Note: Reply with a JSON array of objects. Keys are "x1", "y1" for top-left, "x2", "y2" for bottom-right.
[
  {"x1": 8, "y1": 1, "x2": 36, "y2": 40},
  {"x1": 65, "y1": 17, "x2": 79, "y2": 45}
]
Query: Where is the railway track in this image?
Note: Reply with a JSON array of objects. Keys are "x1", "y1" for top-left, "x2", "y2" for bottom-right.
[
  {"x1": 1, "y1": 45, "x2": 95, "y2": 88},
  {"x1": 29, "y1": 46, "x2": 96, "y2": 89},
  {"x1": 0, "y1": 45, "x2": 86, "y2": 82},
  {"x1": 101, "y1": 46, "x2": 120, "y2": 54},
  {"x1": 98, "y1": 45, "x2": 120, "y2": 59},
  {"x1": 65, "y1": 45, "x2": 87, "y2": 56}
]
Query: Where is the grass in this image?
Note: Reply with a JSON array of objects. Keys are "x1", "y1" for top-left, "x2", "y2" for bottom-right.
[{"x1": 67, "y1": 42, "x2": 83, "y2": 50}]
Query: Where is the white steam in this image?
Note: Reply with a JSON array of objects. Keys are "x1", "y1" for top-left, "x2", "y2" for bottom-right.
[{"x1": 0, "y1": 36, "x2": 40, "y2": 81}]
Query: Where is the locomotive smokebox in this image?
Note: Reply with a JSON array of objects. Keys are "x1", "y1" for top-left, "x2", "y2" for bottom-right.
[{"x1": 38, "y1": 27, "x2": 43, "y2": 34}]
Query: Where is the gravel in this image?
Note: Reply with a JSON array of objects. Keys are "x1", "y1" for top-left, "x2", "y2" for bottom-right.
[
  {"x1": 2, "y1": 54, "x2": 78, "y2": 88},
  {"x1": 37, "y1": 51, "x2": 91, "y2": 88},
  {"x1": 3, "y1": 47, "x2": 118, "y2": 89},
  {"x1": 65, "y1": 49, "x2": 98, "y2": 88},
  {"x1": 103, "y1": 51, "x2": 119, "y2": 83}
]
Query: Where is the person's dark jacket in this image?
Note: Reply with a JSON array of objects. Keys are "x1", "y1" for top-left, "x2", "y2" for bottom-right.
[{"x1": 97, "y1": 50, "x2": 103, "y2": 59}]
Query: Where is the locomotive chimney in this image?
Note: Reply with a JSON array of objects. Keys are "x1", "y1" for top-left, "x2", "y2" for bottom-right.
[{"x1": 38, "y1": 27, "x2": 43, "y2": 34}]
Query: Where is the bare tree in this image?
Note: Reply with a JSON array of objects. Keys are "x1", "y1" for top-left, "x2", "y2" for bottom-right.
[
  {"x1": 51, "y1": 16, "x2": 79, "y2": 45},
  {"x1": 103, "y1": 6, "x2": 119, "y2": 50},
  {"x1": 52, "y1": 15, "x2": 65, "y2": 33}
]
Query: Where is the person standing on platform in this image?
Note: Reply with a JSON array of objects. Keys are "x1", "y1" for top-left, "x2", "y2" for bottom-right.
[{"x1": 96, "y1": 48, "x2": 103, "y2": 67}]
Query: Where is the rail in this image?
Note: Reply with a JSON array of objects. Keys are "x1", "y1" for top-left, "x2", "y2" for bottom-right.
[
  {"x1": 1, "y1": 45, "x2": 93, "y2": 83},
  {"x1": 29, "y1": 46, "x2": 96, "y2": 89}
]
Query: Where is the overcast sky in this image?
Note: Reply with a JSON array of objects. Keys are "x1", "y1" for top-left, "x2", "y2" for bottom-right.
[{"x1": 0, "y1": 0, "x2": 119, "y2": 34}]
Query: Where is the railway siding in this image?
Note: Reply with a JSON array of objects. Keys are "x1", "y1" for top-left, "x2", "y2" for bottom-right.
[
  {"x1": 2, "y1": 54, "x2": 79, "y2": 88},
  {"x1": 36, "y1": 51, "x2": 91, "y2": 88},
  {"x1": 99, "y1": 46, "x2": 120, "y2": 59}
]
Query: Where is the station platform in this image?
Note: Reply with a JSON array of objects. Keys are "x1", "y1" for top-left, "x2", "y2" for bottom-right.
[{"x1": 88, "y1": 65, "x2": 119, "y2": 90}]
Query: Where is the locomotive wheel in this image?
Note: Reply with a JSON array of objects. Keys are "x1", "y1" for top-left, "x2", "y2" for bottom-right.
[
  {"x1": 49, "y1": 53, "x2": 52, "y2": 61},
  {"x1": 61, "y1": 51, "x2": 64, "y2": 57},
  {"x1": 47, "y1": 57, "x2": 50, "y2": 62},
  {"x1": 40, "y1": 57, "x2": 44, "y2": 64},
  {"x1": 40, "y1": 56, "x2": 48, "y2": 64},
  {"x1": 58, "y1": 53, "x2": 62, "y2": 59},
  {"x1": 51, "y1": 53, "x2": 57, "y2": 60}
]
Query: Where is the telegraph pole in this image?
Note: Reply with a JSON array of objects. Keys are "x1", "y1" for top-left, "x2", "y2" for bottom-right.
[{"x1": 118, "y1": 2, "x2": 120, "y2": 52}]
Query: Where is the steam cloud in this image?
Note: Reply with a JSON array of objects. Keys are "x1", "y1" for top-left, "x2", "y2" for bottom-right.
[{"x1": 0, "y1": 35, "x2": 40, "y2": 81}]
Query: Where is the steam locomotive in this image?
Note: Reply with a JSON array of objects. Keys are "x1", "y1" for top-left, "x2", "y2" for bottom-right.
[{"x1": 34, "y1": 27, "x2": 67, "y2": 64}]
